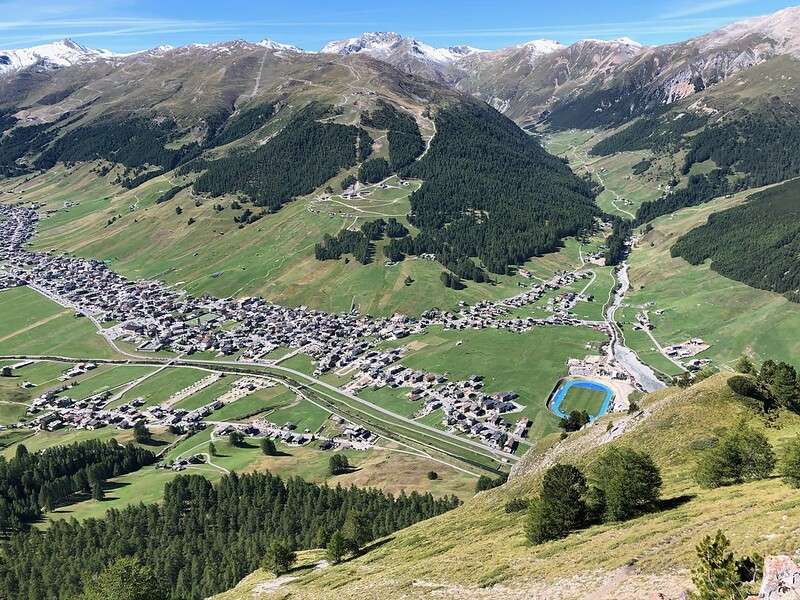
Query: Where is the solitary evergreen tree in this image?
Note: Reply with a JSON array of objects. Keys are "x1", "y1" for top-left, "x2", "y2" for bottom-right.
[
  {"x1": 525, "y1": 464, "x2": 587, "y2": 545},
  {"x1": 770, "y1": 363, "x2": 798, "y2": 409},
  {"x1": 208, "y1": 441, "x2": 217, "y2": 457},
  {"x1": 326, "y1": 531, "x2": 348, "y2": 564},
  {"x1": 133, "y1": 421, "x2": 151, "y2": 444},
  {"x1": 689, "y1": 531, "x2": 759, "y2": 600},
  {"x1": 228, "y1": 431, "x2": 244, "y2": 447},
  {"x1": 780, "y1": 434, "x2": 800, "y2": 488},
  {"x1": 261, "y1": 438, "x2": 278, "y2": 456},
  {"x1": 694, "y1": 420, "x2": 775, "y2": 488},
  {"x1": 261, "y1": 540, "x2": 296, "y2": 576},
  {"x1": 328, "y1": 454, "x2": 350, "y2": 475},
  {"x1": 78, "y1": 557, "x2": 164, "y2": 600},
  {"x1": 734, "y1": 355, "x2": 755, "y2": 375},
  {"x1": 589, "y1": 447, "x2": 662, "y2": 522}
]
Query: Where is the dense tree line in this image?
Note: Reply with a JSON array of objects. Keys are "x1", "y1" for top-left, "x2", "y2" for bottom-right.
[
  {"x1": 155, "y1": 184, "x2": 191, "y2": 204},
  {"x1": 602, "y1": 105, "x2": 800, "y2": 225},
  {"x1": 728, "y1": 354, "x2": 800, "y2": 412},
  {"x1": 634, "y1": 169, "x2": 731, "y2": 224},
  {"x1": 35, "y1": 117, "x2": 201, "y2": 173},
  {"x1": 670, "y1": 179, "x2": 800, "y2": 302},
  {"x1": 120, "y1": 168, "x2": 167, "y2": 189},
  {"x1": 211, "y1": 103, "x2": 275, "y2": 147},
  {"x1": 0, "y1": 121, "x2": 55, "y2": 177},
  {"x1": 315, "y1": 219, "x2": 400, "y2": 264},
  {"x1": 360, "y1": 101, "x2": 424, "y2": 170},
  {"x1": 357, "y1": 128, "x2": 373, "y2": 162},
  {"x1": 590, "y1": 111, "x2": 707, "y2": 156},
  {"x1": 385, "y1": 217, "x2": 408, "y2": 238},
  {"x1": 681, "y1": 106, "x2": 800, "y2": 188},
  {"x1": 191, "y1": 103, "x2": 364, "y2": 213},
  {"x1": 400, "y1": 102, "x2": 598, "y2": 276},
  {"x1": 0, "y1": 440, "x2": 155, "y2": 531},
  {"x1": 440, "y1": 271, "x2": 465, "y2": 290},
  {"x1": 362, "y1": 101, "x2": 424, "y2": 169},
  {"x1": 604, "y1": 218, "x2": 632, "y2": 266},
  {"x1": 631, "y1": 158, "x2": 652, "y2": 175},
  {"x1": 0, "y1": 472, "x2": 460, "y2": 600},
  {"x1": 381, "y1": 232, "x2": 490, "y2": 283},
  {"x1": 357, "y1": 157, "x2": 391, "y2": 183}
]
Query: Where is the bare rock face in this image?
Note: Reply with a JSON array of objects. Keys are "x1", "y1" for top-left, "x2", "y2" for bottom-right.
[{"x1": 750, "y1": 554, "x2": 800, "y2": 600}]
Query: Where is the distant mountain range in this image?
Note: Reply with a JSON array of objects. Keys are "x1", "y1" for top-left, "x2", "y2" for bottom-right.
[{"x1": 4, "y1": 6, "x2": 800, "y2": 129}]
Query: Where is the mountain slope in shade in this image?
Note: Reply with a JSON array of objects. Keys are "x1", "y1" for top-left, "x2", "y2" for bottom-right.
[
  {"x1": 451, "y1": 38, "x2": 642, "y2": 122},
  {"x1": 0, "y1": 39, "x2": 115, "y2": 77}
]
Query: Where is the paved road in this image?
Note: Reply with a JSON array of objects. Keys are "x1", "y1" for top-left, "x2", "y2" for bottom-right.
[{"x1": 605, "y1": 264, "x2": 665, "y2": 393}]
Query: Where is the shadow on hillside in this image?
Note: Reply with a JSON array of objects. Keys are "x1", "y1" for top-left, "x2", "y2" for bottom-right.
[
  {"x1": 654, "y1": 493, "x2": 695, "y2": 513},
  {"x1": 139, "y1": 438, "x2": 168, "y2": 447}
]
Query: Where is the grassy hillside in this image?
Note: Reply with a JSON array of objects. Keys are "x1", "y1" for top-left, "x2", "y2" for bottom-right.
[
  {"x1": 215, "y1": 375, "x2": 800, "y2": 599},
  {"x1": 619, "y1": 185, "x2": 800, "y2": 370},
  {"x1": 671, "y1": 178, "x2": 800, "y2": 302}
]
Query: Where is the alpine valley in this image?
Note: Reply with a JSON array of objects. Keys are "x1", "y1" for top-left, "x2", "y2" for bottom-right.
[{"x1": 1, "y1": 5, "x2": 800, "y2": 600}]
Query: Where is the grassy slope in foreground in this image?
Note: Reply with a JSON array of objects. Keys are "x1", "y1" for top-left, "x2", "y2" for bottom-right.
[
  {"x1": 619, "y1": 186, "x2": 800, "y2": 369},
  {"x1": 215, "y1": 375, "x2": 800, "y2": 600}
]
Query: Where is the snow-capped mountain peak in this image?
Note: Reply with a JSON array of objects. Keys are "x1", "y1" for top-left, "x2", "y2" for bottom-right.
[
  {"x1": 320, "y1": 32, "x2": 404, "y2": 55},
  {"x1": 0, "y1": 38, "x2": 114, "y2": 77},
  {"x1": 517, "y1": 39, "x2": 565, "y2": 54},
  {"x1": 320, "y1": 32, "x2": 483, "y2": 64},
  {"x1": 257, "y1": 38, "x2": 304, "y2": 53}
]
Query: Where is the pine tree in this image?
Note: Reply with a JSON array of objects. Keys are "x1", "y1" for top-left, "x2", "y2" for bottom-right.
[
  {"x1": 733, "y1": 355, "x2": 755, "y2": 375},
  {"x1": 328, "y1": 454, "x2": 350, "y2": 475},
  {"x1": 133, "y1": 421, "x2": 151, "y2": 444},
  {"x1": 779, "y1": 434, "x2": 800, "y2": 488},
  {"x1": 770, "y1": 363, "x2": 798, "y2": 409},
  {"x1": 589, "y1": 447, "x2": 662, "y2": 522},
  {"x1": 261, "y1": 438, "x2": 278, "y2": 456},
  {"x1": 341, "y1": 510, "x2": 370, "y2": 552},
  {"x1": 689, "y1": 531, "x2": 754, "y2": 600},
  {"x1": 91, "y1": 480, "x2": 104, "y2": 502},
  {"x1": 78, "y1": 557, "x2": 163, "y2": 600},
  {"x1": 326, "y1": 531, "x2": 348, "y2": 564},
  {"x1": 261, "y1": 540, "x2": 296, "y2": 576},
  {"x1": 525, "y1": 464, "x2": 587, "y2": 545}
]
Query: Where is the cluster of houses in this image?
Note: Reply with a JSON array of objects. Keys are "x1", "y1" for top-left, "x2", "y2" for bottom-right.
[
  {"x1": 0, "y1": 202, "x2": 633, "y2": 455},
  {"x1": 213, "y1": 412, "x2": 377, "y2": 452},
  {"x1": 664, "y1": 338, "x2": 710, "y2": 359},
  {"x1": 21, "y1": 383, "x2": 208, "y2": 434},
  {"x1": 0, "y1": 205, "x2": 608, "y2": 379},
  {"x1": 337, "y1": 348, "x2": 528, "y2": 453}
]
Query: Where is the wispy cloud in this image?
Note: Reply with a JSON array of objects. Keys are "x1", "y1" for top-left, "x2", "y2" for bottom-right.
[
  {"x1": 417, "y1": 14, "x2": 754, "y2": 41},
  {"x1": 658, "y1": 0, "x2": 755, "y2": 19},
  {"x1": 0, "y1": 16, "x2": 375, "y2": 49}
]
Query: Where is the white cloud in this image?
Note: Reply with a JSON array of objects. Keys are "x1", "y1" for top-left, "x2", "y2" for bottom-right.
[{"x1": 417, "y1": 15, "x2": 753, "y2": 40}]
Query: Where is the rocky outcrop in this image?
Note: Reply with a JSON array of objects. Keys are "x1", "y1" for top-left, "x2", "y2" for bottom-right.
[{"x1": 749, "y1": 554, "x2": 800, "y2": 600}]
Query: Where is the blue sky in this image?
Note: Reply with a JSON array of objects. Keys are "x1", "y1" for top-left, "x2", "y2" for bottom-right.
[{"x1": 0, "y1": 0, "x2": 797, "y2": 52}]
